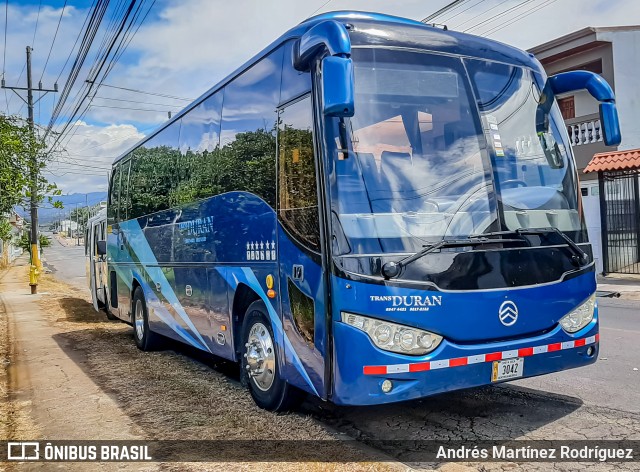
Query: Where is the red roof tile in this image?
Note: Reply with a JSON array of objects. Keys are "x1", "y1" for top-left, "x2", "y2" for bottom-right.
[{"x1": 584, "y1": 148, "x2": 640, "y2": 173}]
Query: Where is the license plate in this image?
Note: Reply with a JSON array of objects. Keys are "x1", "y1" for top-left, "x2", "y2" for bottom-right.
[{"x1": 492, "y1": 357, "x2": 524, "y2": 382}]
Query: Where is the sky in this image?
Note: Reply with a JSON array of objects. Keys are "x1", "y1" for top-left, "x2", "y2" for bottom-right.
[{"x1": 1, "y1": 0, "x2": 639, "y2": 195}]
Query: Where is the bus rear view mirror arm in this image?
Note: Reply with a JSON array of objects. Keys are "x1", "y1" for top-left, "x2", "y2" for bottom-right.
[
  {"x1": 96, "y1": 240, "x2": 106, "y2": 256},
  {"x1": 295, "y1": 20, "x2": 355, "y2": 117},
  {"x1": 542, "y1": 70, "x2": 621, "y2": 146}
]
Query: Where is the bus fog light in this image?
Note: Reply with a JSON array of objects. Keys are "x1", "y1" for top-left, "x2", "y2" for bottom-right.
[
  {"x1": 381, "y1": 379, "x2": 393, "y2": 393},
  {"x1": 559, "y1": 294, "x2": 596, "y2": 333},
  {"x1": 341, "y1": 312, "x2": 443, "y2": 355},
  {"x1": 587, "y1": 346, "x2": 595, "y2": 357}
]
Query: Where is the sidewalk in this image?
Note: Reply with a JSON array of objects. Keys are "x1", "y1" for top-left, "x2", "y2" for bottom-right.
[
  {"x1": 0, "y1": 257, "x2": 146, "y2": 459},
  {"x1": 597, "y1": 273, "x2": 640, "y2": 300}
]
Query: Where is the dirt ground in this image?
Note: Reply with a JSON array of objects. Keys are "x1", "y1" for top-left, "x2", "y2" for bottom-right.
[{"x1": 0, "y1": 263, "x2": 403, "y2": 471}]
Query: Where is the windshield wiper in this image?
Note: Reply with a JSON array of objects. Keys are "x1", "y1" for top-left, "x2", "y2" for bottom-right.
[
  {"x1": 381, "y1": 236, "x2": 524, "y2": 279},
  {"x1": 471, "y1": 227, "x2": 589, "y2": 267}
]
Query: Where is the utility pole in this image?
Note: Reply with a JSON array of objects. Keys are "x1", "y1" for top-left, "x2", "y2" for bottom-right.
[{"x1": 2, "y1": 46, "x2": 58, "y2": 294}]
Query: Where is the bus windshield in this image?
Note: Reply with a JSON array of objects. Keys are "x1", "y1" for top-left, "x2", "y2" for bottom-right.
[{"x1": 331, "y1": 47, "x2": 583, "y2": 256}]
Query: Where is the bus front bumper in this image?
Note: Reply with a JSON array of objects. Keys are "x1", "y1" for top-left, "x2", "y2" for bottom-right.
[{"x1": 331, "y1": 319, "x2": 599, "y2": 406}]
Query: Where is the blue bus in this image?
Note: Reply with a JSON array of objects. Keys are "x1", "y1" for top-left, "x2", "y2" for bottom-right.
[{"x1": 101, "y1": 11, "x2": 621, "y2": 411}]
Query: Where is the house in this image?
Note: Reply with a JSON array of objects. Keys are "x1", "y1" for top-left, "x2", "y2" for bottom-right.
[
  {"x1": 529, "y1": 26, "x2": 640, "y2": 274},
  {"x1": 0, "y1": 210, "x2": 25, "y2": 265}
]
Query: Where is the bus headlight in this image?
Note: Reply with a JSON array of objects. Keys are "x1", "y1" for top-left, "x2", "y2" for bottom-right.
[
  {"x1": 559, "y1": 294, "x2": 596, "y2": 333},
  {"x1": 341, "y1": 312, "x2": 443, "y2": 355}
]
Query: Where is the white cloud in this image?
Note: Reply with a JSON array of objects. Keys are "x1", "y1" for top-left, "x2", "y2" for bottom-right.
[{"x1": 45, "y1": 121, "x2": 146, "y2": 193}]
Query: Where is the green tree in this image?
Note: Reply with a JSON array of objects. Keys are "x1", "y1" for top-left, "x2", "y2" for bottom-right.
[{"x1": 0, "y1": 114, "x2": 62, "y2": 216}]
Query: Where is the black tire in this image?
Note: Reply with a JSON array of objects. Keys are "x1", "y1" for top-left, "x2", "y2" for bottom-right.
[
  {"x1": 132, "y1": 287, "x2": 162, "y2": 351},
  {"x1": 241, "y1": 301, "x2": 303, "y2": 412}
]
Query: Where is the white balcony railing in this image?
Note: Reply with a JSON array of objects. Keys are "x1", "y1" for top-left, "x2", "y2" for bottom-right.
[{"x1": 567, "y1": 118, "x2": 603, "y2": 146}]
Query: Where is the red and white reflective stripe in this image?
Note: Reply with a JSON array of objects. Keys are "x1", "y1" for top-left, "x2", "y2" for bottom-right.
[{"x1": 363, "y1": 333, "x2": 599, "y2": 376}]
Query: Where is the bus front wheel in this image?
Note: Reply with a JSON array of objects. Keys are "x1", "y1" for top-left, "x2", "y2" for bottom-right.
[
  {"x1": 241, "y1": 301, "x2": 302, "y2": 412},
  {"x1": 132, "y1": 287, "x2": 162, "y2": 351}
]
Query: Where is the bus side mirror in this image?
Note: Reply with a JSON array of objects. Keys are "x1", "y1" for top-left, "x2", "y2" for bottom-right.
[
  {"x1": 322, "y1": 56, "x2": 354, "y2": 117},
  {"x1": 96, "y1": 240, "x2": 106, "y2": 256},
  {"x1": 294, "y1": 20, "x2": 354, "y2": 117},
  {"x1": 599, "y1": 102, "x2": 621, "y2": 146},
  {"x1": 547, "y1": 70, "x2": 621, "y2": 146}
]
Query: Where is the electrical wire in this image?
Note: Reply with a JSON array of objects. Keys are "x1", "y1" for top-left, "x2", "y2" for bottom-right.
[
  {"x1": 39, "y1": 0, "x2": 68, "y2": 82},
  {"x1": 3, "y1": 0, "x2": 8, "y2": 113},
  {"x1": 451, "y1": 0, "x2": 508, "y2": 29},
  {"x1": 50, "y1": 0, "x2": 149, "y2": 150},
  {"x1": 463, "y1": 0, "x2": 531, "y2": 33},
  {"x1": 92, "y1": 103, "x2": 180, "y2": 112},
  {"x1": 422, "y1": 0, "x2": 469, "y2": 23},
  {"x1": 55, "y1": 1, "x2": 96, "y2": 84},
  {"x1": 94, "y1": 95, "x2": 183, "y2": 108},
  {"x1": 309, "y1": 0, "x2": 332, "y2": 17},
  {"x1": 31, "y1": 0, "x2": 42, "y2": 48},
  {"x1": 96, "y1": 83, "x2": 193, "y2": 101},
  {"x1": 439, "y1": 0, "x2": 484, "y2": 24},
  {"x1": 480, "y1": 0, "x2": 559, "y2": 37}
]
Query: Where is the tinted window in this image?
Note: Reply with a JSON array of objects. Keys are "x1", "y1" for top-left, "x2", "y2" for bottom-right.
[
  {"x1": 170, "y1": 92, "x2": 224, "y2": 205},
  {"x1": 278, "y1": 96, "x2": 319, "y2": 251},
  {"x1": 119, "y1": 160, "x2": 131, "y2": 220},
  {"x1": 219, "y1": 49, "x2": 283, "y2": 207},
  {"x1": 280, "y1": 40, "x2": 311, "y2": 105},
  {"x1": 107, "y1": 164, "x2": 122, "y2": 224},
  {"x1": 128, "y1": 120, "x2": 182, "y2": 218}
]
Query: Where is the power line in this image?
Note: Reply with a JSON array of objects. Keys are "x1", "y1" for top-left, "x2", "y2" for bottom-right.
[
  {"x1": 53, "y1": 0, "x2": 157, "y2": 152},
  {"x1": 31, "y1": 0, "x2": 43, "y2": 48},
  {"x1": 422, "y1": 0, "x2": 468, "y2": 23},
  {"x1": 2, "y1": 0, "x2": 8, "y2": 113},
  {"x1": 94, "y1": 96, "x2": 183, "y2": 108},
  {"x1": 96, "y1": 82, "x2": 193, "y2": 101},
  {"x1": 39, "y1": 0, "x2": 68, "y2": 82},
  {"x1": 452, "y1": 0, "x2": 508, "y2": 29},
  {"x1": 91, "y1": 103, "x2": 175, "y2": 113},
  {"x1": 55, "y1": 1, "x2": 96, "y2": 84},
  {"x1": 464, "y1": 0, "x2": 531, "y2": 33},
  {"x1": 439, "y1": 0, "x2": 483, "y2": 24},
  {"x1": 481, "y1": 0, "x2": 559, "y2": 37},
  {"x1": 50, "y1": 0, "x2": 156, "y2": 152},
  {"x1": 310, "y1": 0, "x2": 332, "y2": 17},
  {"x1": 46, "y1": 0, "x2": 110, "y2": 137}
]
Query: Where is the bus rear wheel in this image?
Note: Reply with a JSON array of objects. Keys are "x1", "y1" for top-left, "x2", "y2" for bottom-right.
[
  {"x1": 241, "y1": 301, "x2": 302, "y2": 412},
  {"x1": 132, "y1": 287, "x2": 162, "y2": 351}
]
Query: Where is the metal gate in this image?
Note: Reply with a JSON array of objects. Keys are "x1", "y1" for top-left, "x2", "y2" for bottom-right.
[{"x1": 599, "y1": 169, "x2": 640, "y2": 274}]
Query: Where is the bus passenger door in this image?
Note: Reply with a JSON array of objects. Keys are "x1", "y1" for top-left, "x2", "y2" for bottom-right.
[
  {"x1": 93, "y1": 220, "x2": 107, "y2": 309},
  {"x1": 277, "y1": 96, "x2": 328, "y2": 399}
]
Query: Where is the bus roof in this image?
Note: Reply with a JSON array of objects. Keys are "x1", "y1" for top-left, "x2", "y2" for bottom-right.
[{"x1": 112, "y1": 11, "x2": 536, "y2": 165}]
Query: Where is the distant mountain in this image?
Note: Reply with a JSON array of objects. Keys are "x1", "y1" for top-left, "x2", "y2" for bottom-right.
[{"x1": 16, "y1": 192, "x2": 108, "y2": 224}]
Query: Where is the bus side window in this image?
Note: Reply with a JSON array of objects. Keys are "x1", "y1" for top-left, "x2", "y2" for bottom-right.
[
  {"x1": 278, "y1": 96, "x2": 320, "y2": 252},
  {"x1": 219, "y1": 48, "x2": 283, "y2": 208},
  {"x1": 108, "y1": 164, "x2": 122, "y2": 224}
]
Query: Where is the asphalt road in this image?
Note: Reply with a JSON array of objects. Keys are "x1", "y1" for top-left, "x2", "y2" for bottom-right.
[
  {"x1": 42, "y1": 232, "x2": 87, "y2": 290},
  {"x1": 514, "y1": 296, "x2": 640, "y2": 413}
]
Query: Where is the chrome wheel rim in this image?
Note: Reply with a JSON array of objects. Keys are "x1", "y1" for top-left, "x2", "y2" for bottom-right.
[
  {"x1": 245, "y1": 321, "x2": 276, "y2": 391},
  {"x1": 134, "y1": 299, "x2": 144, "y2": 341}
]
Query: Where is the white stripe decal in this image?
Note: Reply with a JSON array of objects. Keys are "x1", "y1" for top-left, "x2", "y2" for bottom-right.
[
  {"x1": 502, "y1": 349, "x2": 519, "y2": 359},
  {"x1": 388, "y1": 364, "x2": 410, "y2": 373},
  {"x1": 467, "y1": 354, "x2": 486, "y2": 364},
  {"x1": 364, "y1": 334, "x2": 599, "y2": 375},
  {"x1": 533, "y1": 345, "x2": 548, "y2": 355}
]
